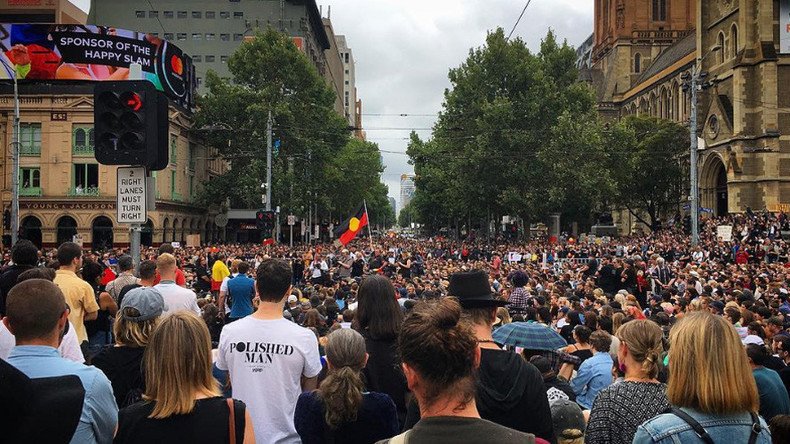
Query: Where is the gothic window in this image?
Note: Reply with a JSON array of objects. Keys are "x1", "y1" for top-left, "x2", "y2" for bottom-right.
[
  {"x1": 634, "y1": 53, "x2": 642, "y2": 73},
  {"x1": 652, "y1": 0, "x2": 667, "y2": 21},
  {"x1": 717, "y1": 32, "x2": 726, "y2": 64},
  {"x1": 730, "y1": 24, "x2": 738, "y2": 58}
]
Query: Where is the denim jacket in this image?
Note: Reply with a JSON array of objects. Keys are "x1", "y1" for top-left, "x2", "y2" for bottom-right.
[{"x1": 633, "y1": 407, "x2": 771, "y2": 443}]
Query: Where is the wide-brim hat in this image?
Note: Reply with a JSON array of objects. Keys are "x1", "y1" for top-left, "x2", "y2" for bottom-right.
[{"x1": 448, "y1": 270, "x2": 508, "y2": 309}]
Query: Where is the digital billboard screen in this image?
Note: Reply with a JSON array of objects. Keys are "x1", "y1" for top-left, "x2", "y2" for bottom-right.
[{"x1": 0, "y1": 24, "x2": 195, "y2": 109}]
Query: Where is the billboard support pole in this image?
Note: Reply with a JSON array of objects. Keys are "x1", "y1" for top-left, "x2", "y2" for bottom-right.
[
  {"x1": 10, "y1": 64, "x2": 19, "y2": 246},
  {"x1": 130, "y1": 63, "x2": 142, "y2": 265}
]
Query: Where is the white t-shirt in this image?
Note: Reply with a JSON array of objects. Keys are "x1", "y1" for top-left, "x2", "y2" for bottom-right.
[
  {"x1": 153, "y1": 281, "x2": 200, "y2": 316},
  {"x1": 0, "y1": 321, "x2": 84, "y2": 363},
  {"x1": 216, "y1": 317, "x2": 322, "y2": 444}
]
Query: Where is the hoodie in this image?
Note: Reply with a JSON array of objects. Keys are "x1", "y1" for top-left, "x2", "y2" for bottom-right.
[{"x1": 476, "y1": 348, "x2": 555, "y2": 443}]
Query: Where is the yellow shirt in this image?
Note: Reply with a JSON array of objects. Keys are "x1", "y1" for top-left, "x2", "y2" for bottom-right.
[
  {"x1": 212, "y1": 260, "x2": 230, "y2": 282},
  {"x1": 54, "y1": 269, "x2": 99, "y2": 343}
]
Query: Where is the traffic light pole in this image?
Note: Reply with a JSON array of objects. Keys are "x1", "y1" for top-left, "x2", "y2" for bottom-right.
[{"x1": 266, "y1": 111, "x2": 272, "y2": 212}]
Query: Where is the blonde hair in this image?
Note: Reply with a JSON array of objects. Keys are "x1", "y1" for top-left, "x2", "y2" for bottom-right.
[
  {"x1": 687, "y1": 298, "x2": 704, "y2": 312},
  {"x1": 156, "y1": 253, "x2": 176, "y2": 272},
  {"x1": 616, "y1": 319, "x2": 663, "y2": 379},
  {"x1": 667, "y1": 311, "x2": 758, "y2": 414},
  {"x1": 113, "y1": 314, "x2": 159, "y2": 347},
  {"x1": 496, "y1": 307, "x2": 511, "y2": 325},
  {"x1": 612, "y1": 312, "x2": 625, "y2": 333},
  {"x1": 143, "y1": 312, "x2": 220, "y2": 419}
]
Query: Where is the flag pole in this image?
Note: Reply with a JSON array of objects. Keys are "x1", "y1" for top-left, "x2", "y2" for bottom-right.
[{"x1": 364, "y1": 200, "x2": 374, "y2": 252}]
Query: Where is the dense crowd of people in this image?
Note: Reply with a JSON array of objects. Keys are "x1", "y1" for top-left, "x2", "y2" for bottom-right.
[{"x1": 2, "y1": 210, "x2": 790, "y2": 442}]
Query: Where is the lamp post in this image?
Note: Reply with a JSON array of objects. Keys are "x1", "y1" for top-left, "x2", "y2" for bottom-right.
[{"x1": 684, "y1": 44, "x2": 721, "y2": 246}]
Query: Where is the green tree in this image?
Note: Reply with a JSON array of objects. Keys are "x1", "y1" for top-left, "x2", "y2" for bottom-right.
[
  {"x1": 408, "y1": 29, "x2": 601, "y2": 233},
  {"x1": 195, "y1": 28, "x2": 349, "y2": 218},
  {"x1": 398, "y1": 204, "x2": 418, "y2": 228},
  {"x1": 607, "y1": 115, "x2": 689, "y2": 230}
]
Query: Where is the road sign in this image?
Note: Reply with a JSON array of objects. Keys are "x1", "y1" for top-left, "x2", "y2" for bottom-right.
[
  {"x1": 117, "y1": 167, "x2": 147, "y2": 223},
  {"x1": 287, "y1": 215, "x2": 296, "y2": 226}
]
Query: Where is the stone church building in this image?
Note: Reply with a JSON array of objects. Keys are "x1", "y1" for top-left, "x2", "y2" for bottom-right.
[{"x1": 581, "y1": 0, "x2": 790, "y2": 219}]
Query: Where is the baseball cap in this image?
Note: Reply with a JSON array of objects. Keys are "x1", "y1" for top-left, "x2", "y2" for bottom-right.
[
  {"x1": 288, "y1": 295, "x2": 298, "y2": 303},
  {"x1": 120, "y1": 287, "x2": 165, "y2": 322},
  {"x1": 742, "y1": 335, "x2": 765, "y2": 346},
  {"x1": 551, "y1": 399, "x2": 586, "y2": 441}
]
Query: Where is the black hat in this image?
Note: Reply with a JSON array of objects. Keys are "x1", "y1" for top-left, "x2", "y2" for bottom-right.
[{"x1": 448, "y1": 270, "x2": 508, "y2": 309}]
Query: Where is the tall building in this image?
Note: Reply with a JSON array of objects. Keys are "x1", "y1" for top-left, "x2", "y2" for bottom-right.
[
  {"x1": 388, "y1": 196, "x2": 397, "y2": 219},
  {"x1": 322, "y1": 16, "x2": 346, "y2": 118},
  {"x1": 88, "y1": 0, "x2": 331, "y2": 92},
  {"x1": 583, "y1": 0, "x2": 790, "y2": 221},
  {"x1": 0, "y1": 0, "x2": 86, "y2": 24},
  {"x1": 400, "y1": 174, "x2": 415, "y2": 211},
  {"x1": 335, "y1": 34, "x2": 358, "y2": 127}
]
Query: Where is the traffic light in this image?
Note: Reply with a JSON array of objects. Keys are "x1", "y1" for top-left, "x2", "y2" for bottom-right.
[
  {"x1": 94, "y1": 80, "x2": 169, "y2": 170},
  {"x1": 256, "y1": 210, "x2": 275, "y2": 230}
]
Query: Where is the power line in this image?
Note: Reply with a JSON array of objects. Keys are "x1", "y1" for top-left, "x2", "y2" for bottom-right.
[
  {"x1": 145, "y1": 0, "x2": 168, "y2": 34},
  {"x1": 507, "y1": 0, "x2": 533, "y2": 41}
]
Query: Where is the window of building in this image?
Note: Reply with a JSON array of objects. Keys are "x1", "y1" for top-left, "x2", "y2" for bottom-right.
[
  {"x1": 189, "y1": 176, "x2": 194, "y2": 197},
  {"x1": 221, "y1": 33, "x2": 230, "y2": 41},
  {"x1": 193, "y1": 55, "x2": 202, "y2": 63},
  {"x1": 73, "y1": 163, "x2": 98, "y2": 192},
  {"x1": 652, "y1": 0, "x2": 666, "y2": 21},
  {"x1": 234, "y1": 12, "x2": 244, "y2": 19},
  {"x1": 171, "y1": 170, "x2": 177, "y2": 197},
  {"x1": 20, "y1": 168, "x2": 40, "y2": 189},
  {"x1": 234, "y1": 33, "x2": 244, "y2": 41},
  {"x1": 206, "y1": 11, "x2": 215, "y2": 19},
  {"x1": 149, "y1": 11, "x2": 158, "y2": 18},
  {"x1": 177, "y1": 33, "x2": 187, "y2": 41},
  {"x1": 164, "y1": 33, "x2": 174, "y2": 41},
  {"x1": 220, "y1": 56, "x2": 228, "y2": 63},
  {"x1": 730, "y1": 24, "x2": 738, "y2": 58},
  {"x1": 72, "y1": 126, "x2": 94, "y2": 155},
  {"x1": 205, "y1": 55, "x2": 215, "y2": 62},
  {"x1": 170, "y1": 134, "x2": 178, "y2": 165},
  {"x1": 177, "y1": 11, "x2": 187, "y2": 19},
  {"x1": 135, "y1": 10, "x2": 145, "y2": 18},
  {"x1": 345, "y1": 69, "x2": 349, "y2": 74},
  {"x1": 20, "y1": 123, "x2": 41, "y2": 156},
  {"x1": 345, "y1": 91, "x2": 349, "y2": 107},
  {"x1": 717, "y1": 32, "x2": 725, "y2": 64},
  {"x1": 192, "y1": 11, "x2": 202, "y2": 19},
  {"x1": 206, "y1": 33, "x2": 216, "y2": 40},
  {"x1": 345, "y1": 80, "x2": 349, "y2": 85},
  {"x1": 163, "y1": 11, "x2": 173, "y2": 19},
  {"x1": 633, "y1": 53, "x2": 642, "y2": 73},
  {"x1": 220, "y1": 11, "x2": 230, "y2": 19},
  {"x1": 344, "y1": 53, "x2": 349, "y2": 63},
  {"x1": 191, "y1": 33, "x2": 201, "y2": 41}
]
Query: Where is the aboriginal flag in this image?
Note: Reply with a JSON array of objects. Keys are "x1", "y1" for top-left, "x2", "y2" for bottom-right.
[{"x1": 334, "y1": 204, "x2": 369, "y2": 246}]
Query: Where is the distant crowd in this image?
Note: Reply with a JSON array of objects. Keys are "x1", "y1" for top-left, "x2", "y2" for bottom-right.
[{"x1": 2, "y1": 210, "x2": 790, "y2": 442}]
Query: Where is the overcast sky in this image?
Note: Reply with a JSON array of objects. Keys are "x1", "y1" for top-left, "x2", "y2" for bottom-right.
[{"x1": 73, "y1": 0, "x2": 593, "y2": 211}]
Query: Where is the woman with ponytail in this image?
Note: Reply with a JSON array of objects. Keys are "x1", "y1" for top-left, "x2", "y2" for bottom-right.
[
  {"x1": 585, "y1": 319, "x2": 669, "y2": 444},
  {"x1": 295, "y1": 328, "x2": 399, "y2": 443}
]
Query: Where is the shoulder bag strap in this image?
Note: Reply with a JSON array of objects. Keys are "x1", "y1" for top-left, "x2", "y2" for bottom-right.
[
  {"x1": 227, "y1": 398, "x2": 236, "y2": 444},
  {"x1": 667, "y1": 408, "x2": 715, "y2": 444},
  {"x1": 748, "y1": 411, "x2": 762, "y2": 444}
]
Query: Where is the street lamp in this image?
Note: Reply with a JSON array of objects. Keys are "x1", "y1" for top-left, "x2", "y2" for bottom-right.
[{"x1": 684, "y1": 44, "x2": 721, "y2": 246}]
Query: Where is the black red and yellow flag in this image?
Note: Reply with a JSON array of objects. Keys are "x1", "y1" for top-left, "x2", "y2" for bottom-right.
[{"x1": 334, "y1": 204, "x2": 369, "y2": 246}]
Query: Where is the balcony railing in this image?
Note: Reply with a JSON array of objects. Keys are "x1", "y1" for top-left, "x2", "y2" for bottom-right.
[
  {"x1": 72, "y1": 144, "x2": 95, "y2": 156},
  {"x1": 20, "y1": 144, "x2": 41, "y2": 156},
  {"x1": 20, "y1": 187, "x2": 42, "y2": 197},
  {"x1": 68, "y1": 186, "x2": 100, "y2": 197}
]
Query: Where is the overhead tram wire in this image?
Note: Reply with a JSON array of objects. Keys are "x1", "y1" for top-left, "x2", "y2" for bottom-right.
[
  {"x1": 145, "y1": 0, "x2": 168, "y2": 34},
  {"x1": 507, "y1": 0, "x2": 533, "y2": 41}
]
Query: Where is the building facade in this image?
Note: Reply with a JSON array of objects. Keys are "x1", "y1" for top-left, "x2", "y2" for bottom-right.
[
  {"x1": 0, "y1": 0, "x2": 85, "y2": 24},
  {"x1": 88, "y1": 0, "x2": 331, "y2": 92},
  {"x1": 0, "y1": 83, "x2": 226, "y2": 249},
  {"x1": 584, "y1": 0, "x2": 790, "y2": 220},
  {"x1": 335, "y1": 34, "x2": 358, "y2": 127},
  {"x1": 399, "y1": 174, "x2": 415, "y2": 212}
]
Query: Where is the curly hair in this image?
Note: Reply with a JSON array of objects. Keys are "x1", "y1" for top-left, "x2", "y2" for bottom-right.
[{"x1": 317, "y1": 329, "x2": 366, "y2": 429}]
